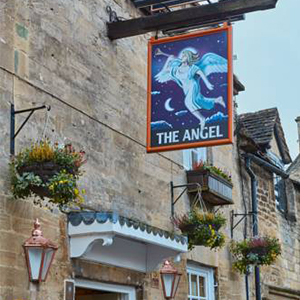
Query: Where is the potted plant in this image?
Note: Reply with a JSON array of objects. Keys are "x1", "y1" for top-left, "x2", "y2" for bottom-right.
[
  {"x1": 230, "y1": 236, "x2": 281, "y2": 274},
  {"x1": 10, "y1": 140, "x2": 86, "y2": 211},
  {"x1": 172, "y1": 208, "x2": 226, "y2": 250},
  {"x1": 186, "y1": 161, "x2": 233, "y2": 205}
]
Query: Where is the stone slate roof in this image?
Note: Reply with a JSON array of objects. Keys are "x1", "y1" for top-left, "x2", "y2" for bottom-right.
[
  {"x1": 239, "y1": 108, "x2": 292, "y2": 164},
  {"x1": 287, "y1": 154, "x2": 300, "y2": 184}
]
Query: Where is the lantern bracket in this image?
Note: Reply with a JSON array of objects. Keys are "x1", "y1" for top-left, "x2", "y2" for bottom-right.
[
  {"x1": 170, "y1": 181, "x2": 202, "y2": 217},
  {"x1": 10, "y1": 103, "x2": 51, "y2": 155},
  {"x1": 230, "y1": 210, "x2": 254, "y2": 239}
]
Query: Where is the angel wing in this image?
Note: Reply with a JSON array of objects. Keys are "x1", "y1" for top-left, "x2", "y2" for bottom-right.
[
  {"x1": 155, "y1": 56, "x2": 181, "y2": 83},
  {"x1": 196, "y1": 53, "x2": 227, "y2": 77}
]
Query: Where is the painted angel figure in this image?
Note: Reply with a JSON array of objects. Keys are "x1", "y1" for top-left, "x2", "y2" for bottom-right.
[{"x1": 155, "y1": 47, "x2": 227, "y2": 131}]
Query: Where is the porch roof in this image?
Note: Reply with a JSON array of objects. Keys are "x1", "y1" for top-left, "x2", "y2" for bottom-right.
[{"x1": 68, "y1": 212, "x2": 188, "y2": 272}]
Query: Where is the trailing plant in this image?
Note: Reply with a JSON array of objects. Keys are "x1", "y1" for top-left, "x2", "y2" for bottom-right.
[
  {"x1": 10, "y1": 140, "x2": 86, "y2": 212},
  {"x1": 192, "y1": 160, "x2": 232, "y2": 183},
  {"x1": 172, "y1": 208, "x2": 226, "y2": 250},
  {"x1": 230, "y1": 236, "x2": 281, "y2": 274}
]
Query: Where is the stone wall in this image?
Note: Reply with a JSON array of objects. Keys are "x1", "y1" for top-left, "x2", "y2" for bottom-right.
[
  {"x1": 241, "y1": 162, "x2": 300, "y2": 300},
  {"x1": 0, "y1": 1, "x2": 188, "y2": 299}
]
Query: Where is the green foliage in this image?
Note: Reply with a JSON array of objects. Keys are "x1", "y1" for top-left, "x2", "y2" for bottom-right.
[
  {"x1": 48, "y1": 171, "x2": 85, "y2": 210},
  {"x1": 230, "y1": 236, "x2": 281, "y2": 274},
  {"x1": 13, "y1": 140, "x2": 86, "y2": 172},
  {"x1": 173, "y1": 209, "x2": 226, "y2": 250},
  {"x1": 10, "y1": 166, "x2": 43, "y2": 199},
  {"x1": 192, "y1": 160, "x2": 232, "y2": 182},
  {"x1": 10, "y1": 140, "x2": 86, "y2": 212}
]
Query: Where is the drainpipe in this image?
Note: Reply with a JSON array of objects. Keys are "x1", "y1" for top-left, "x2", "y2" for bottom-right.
[
  {"x1": 245, "y1": 274, "x2": 250, "y2": 300},
  {"x1": 245, "y1": 156, "x2": 261, "y2": 300}
]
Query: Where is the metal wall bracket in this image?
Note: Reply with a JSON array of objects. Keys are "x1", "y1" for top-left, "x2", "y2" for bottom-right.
[
  {"x1": 170, "y1": 181, "x2": 201, "y2": 217},
  {"x1": 10, "y1": 104, "x2": 51, "y2": 155},
  {"x1": 106, "y1": 6, "x2": 120, "y2": 23},
  {"x1": 230, "y1": 210, "x2": 253, "y2": 239}
]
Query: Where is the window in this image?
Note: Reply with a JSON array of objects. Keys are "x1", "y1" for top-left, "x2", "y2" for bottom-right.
[
  {"x1": 183, "y1": 148, "x2": 207, "y2": 170},
  {"x1": 187, "y1": 264, "x2": 215, "y2": 300},
  {"x1": 274, "y1": 175, "x2": 287, "y2": 213},
  {"x1": 267, "y1": 151, "x2": 287, "y2": 213}
]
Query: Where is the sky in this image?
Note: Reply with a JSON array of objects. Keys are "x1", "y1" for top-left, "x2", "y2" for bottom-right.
[{"x1": 233, "y1": 0, "x2": 300, "y2": 160}]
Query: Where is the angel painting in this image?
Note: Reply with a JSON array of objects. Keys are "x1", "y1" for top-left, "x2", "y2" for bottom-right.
[{"x1": 154, "y1": 47, "x2": 227, "y2": 131}]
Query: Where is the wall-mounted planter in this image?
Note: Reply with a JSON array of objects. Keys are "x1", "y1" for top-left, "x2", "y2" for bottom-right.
[
  {"x1": 17, "y1": 162, "x2": 75, "y2": 198},
  {"x1": 10, "y1": 141, "x2": 86, "y2": 212},
  {"x1": 230, "y1": 236, "x2": 281, "y2": 274},
  {"x1": 186, "y1": 169, "x2": 233, "y2": 205}
]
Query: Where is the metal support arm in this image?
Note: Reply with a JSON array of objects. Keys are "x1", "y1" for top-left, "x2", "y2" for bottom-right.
[
  {"x1": 230, "y1": 210, "x2": 253, "y2": 239},
  {"x1": 170, "y1": 181, "x2": 201, "y2": 217},
  {"x1": 10, "y1": 104, "x2": 51, "y2": 155}
]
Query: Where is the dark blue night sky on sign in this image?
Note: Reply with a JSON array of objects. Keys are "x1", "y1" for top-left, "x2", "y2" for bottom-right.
[{"x1": 150, "y1": 31, "x2": 229, "y2": 131}]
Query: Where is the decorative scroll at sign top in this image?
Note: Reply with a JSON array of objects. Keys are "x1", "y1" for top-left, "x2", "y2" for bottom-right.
[{"x1": 147, "y1": 24, "x2": 233, "y2": 152}]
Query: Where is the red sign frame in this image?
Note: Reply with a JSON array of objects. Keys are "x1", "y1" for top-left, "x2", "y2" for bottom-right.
[{"x1": 147, "y1": 24, "x2": 233, "y2": 153}]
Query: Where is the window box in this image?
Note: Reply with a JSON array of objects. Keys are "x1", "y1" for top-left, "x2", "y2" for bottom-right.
[{"x1": 186, "y1": 169, "x2": 233, "y2": 205}]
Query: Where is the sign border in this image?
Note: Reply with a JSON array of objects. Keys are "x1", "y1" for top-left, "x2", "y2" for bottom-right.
[{"x1": 146, "y1": 24, "x2": 233, "y2": 153}]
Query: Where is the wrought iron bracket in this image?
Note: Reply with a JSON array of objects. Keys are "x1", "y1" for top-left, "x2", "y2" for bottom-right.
[
  {"x1": 106, "y1": 6, "x2": 120, "y2": 23},
  {"x1": 230, "y1": 210, "x2": 254, "y2": 239},
  {"x1": 170, "y1": 181, "x2": 201, "y2": 217},
  {"x1": 10, "y1": 104, "x2": 51, "y2": 155}
]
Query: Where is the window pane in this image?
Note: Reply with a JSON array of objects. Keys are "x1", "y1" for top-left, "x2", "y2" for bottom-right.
[
  {"x1": 191, "y1": 148, "x2": 207, "y2": 166},
  {"x1": 191, "y1": 274, "x2": 198, "y2": 296},
  {"x1": 199, "y1": 276, "x2": 206, "y2": 297},
  {"x1": 274, "y1": 175, "x2": 287, "y2": 212}
]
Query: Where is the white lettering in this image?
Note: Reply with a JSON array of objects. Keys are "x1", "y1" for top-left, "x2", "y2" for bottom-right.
[
  {"x1": 164, "y1": 132, "x2": 173, "y2": 143},
  {"x1": 191, "y1": 128, "x2": 200, "y2": 140},
  {"x1": 209, "y1": 126, "x2": 216, "y2": 138},
  {"x1": 173, "y1": 131, "x2": 179, "y2": 142},
  {"x1": 183, "y1": 130, "x2": 191, "y2": 141},
  {"x1": 216, "y1": 126, "x2": 223, "y2": 137},
  {"x1": 157, "y1": 131, "x2": 180, "y2": 144},
  {"x1": 200, "y1": 127, "x2": 208, "y2": 139},
  {"x1": 157, "y1": 132, "x2": 164, "y2": 145}
]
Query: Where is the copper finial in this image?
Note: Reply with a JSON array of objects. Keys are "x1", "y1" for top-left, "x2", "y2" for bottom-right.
[
  {"x1": 24, "y1": 219, "x2": 58, "y2": 249},
  {"x1": 160, "y1": 260, "x2": 178, "y2": 274},
  {"x1": 32, "y1": 219, "x2": 43, "y2": 237}
]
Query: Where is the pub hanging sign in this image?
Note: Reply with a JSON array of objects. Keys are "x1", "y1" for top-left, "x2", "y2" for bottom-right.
[{"x1": 147, "y1": 24, "x2": 233, "y2": 153}]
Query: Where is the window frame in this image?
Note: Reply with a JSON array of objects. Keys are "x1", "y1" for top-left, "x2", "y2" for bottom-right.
[
  {"x1": 75, "y1": 279, "x2": 136, "y2": 300},
  {"x1": 187, "y1": 264, "x2": 215, "y2": 300},
  {"x1": 183, "y1": 148, "x2": 207, "y2": 170},
  {"x1": 267, "y1": 150, "x2": 287, "y2": 214}
]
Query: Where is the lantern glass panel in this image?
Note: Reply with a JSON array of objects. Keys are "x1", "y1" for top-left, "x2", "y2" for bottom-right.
[
  {"x1": 162, "y1": 274, "x2": 174, "y2": 298},
  {"x1": 172, "y1": 274, "x2": 181, "y2": 298},
  {"x1": 41, "y1": 248, "x2": 54, "y2": 280},
  {"x1": 28, "y1": 247, "x2": 43, "y2": 281}
]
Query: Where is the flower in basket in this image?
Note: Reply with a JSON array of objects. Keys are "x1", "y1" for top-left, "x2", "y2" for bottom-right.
[
  {"x1": 172, "y1": 208, "x2": 226, "y2": 250},
  {"x1": 10, "y1": 140, "x2": 87, "y2": 212},
  {"x1": 192, "y1": 160, "x2": 232, "y2": 183},
  {"x1": 230, "y1": 236, "x2": 281, "y2": 274}
]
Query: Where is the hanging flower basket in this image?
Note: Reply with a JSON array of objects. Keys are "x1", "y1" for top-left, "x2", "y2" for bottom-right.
[
  {"x1": 186, "y1": 161, "x2": 233, "y2": 205},
  {"x1": 230, "y1": 236, "x2": 281, "y2": 274},
  {"x1": 172, "y1": 208, "x2": 226, "y2": 250},
  {"x1": 10, "y1": 140, "x2": 86, "y2": 211}
]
